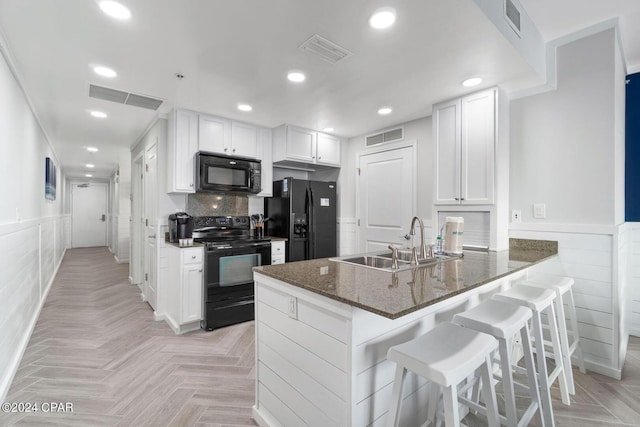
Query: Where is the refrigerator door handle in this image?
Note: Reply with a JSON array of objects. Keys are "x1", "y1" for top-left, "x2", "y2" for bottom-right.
[{"x1": 307, "y1": 187, "x2": 315, "y2": 260}]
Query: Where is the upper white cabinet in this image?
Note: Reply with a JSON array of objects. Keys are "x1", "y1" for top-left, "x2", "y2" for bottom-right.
[
  {"x1": 199, "y1": 114, "x2": 258, "y2": 159},
  {"x1": 198, "y1": 115, "x2": 231, "y2": 155},
  {"x1": 167, "y1": 109, "x2": 198, "y2": 193},
  {"x1": 273, "y1": 125, "x2": 341, "y2": 168},
  {"x1": 433, "y1": 88, "x2": 496, "y2": 205},
  {"x1": 257, "y1": 128, "x2": 273, "y2": 197}
]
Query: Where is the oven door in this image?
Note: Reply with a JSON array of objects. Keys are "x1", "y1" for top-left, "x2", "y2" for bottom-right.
[{"x1": 205, "y1": 241, "x2": 271, "y2": 289}]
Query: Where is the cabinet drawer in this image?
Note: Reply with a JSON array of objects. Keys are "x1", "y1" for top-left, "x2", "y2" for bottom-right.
[
  {"x1": 271, "y1": 255, "x2": 285, "y2": 265},
  {"x1": 271, "y1": 240, "x2": 285, "y2": 255},
  {"x1": 182, "y1": 248, "x2": 203, "y2": 264}
]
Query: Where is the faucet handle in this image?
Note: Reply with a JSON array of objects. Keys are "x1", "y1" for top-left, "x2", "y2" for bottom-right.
[
  {"x1": 427, "y1": 244, "x2": 434, "y2": 259},
  {"x1": 411, "y1": 247, "x2": 419, "y2": 265}
]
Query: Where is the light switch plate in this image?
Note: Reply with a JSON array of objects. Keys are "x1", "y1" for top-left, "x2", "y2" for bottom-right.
[{"x1": 533, "y1": 203, "x2": 546, "y2": 219}]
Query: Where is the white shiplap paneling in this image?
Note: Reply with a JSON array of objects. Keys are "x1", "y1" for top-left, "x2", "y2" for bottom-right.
[{"x1": 0, "y1": 216, "x2": 65, "y2": 402}]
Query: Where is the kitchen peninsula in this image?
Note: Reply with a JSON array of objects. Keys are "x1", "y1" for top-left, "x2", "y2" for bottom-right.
[{"x1": 252, "y1": 239, "x2": 557, "y2": 427}]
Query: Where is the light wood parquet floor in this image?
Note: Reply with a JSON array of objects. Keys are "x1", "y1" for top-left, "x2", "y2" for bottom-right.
[{"x1": 1, "y1": 247, "x2": 640, "y2": 426}]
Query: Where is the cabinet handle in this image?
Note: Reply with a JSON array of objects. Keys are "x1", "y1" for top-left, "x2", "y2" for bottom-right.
[
  {"x1": 232, "y1": 148, "x2": 236, "y2": 153},
  {"x1": 318, "y1": 156, "x2": 322, "y2": 160},
  {"x1": 312, "y1": 156, "x2": 316, "y2": 159},
  {"x1": 148, "y1": 235, "x2": 156, "y2": 238},
  {"x1": 224, "y1": 148, "x2": 228, "y2": 152},
  {"x1": 190, "y1": 183, "x2": 194, "y2": 187},
  {"x1": 454, "y1": 198, "x2": 459, "y2": 201},
  {"x1": 192, "y1": 255, "x2": 196, "y2": 259},
  {"x1": 198, "y1": 269, "x2": 203, "y2": 273},
  {"x1": 460, "y1": 197, "x2": 465, "y2": 201}
]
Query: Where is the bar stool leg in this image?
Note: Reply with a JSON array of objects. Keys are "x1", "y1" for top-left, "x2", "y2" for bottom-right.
[
  {"x1": 387, "y1": 365, "x2": 407, "y2": 427},
  {"x1": 566, "y1": 290, "x2": 586, "y2": 374},
  {"x1": 498, "y1": 338, "x2": 518, "y2": 426},
  {"x1": 546, "y1": 303, "x2": 570, "y2": 405},
  {"x1": 553, "y1": 292, "x2": 576, "y2": 395},
  {"x1": 443, "y1": 385, "x2": 461, "y2": 426},
  {"x1": 427, "y1": 381, "x2": 440, "y2": 426},
  {"x1": 532, "y1": 310, "x2": 555, "y2": 427},
  {"x1": 520, "y1": 321, "x2": 544, "y2": 427},
  {"x1": 480, "y1": 355, "x2": 500, "y2": 427}
]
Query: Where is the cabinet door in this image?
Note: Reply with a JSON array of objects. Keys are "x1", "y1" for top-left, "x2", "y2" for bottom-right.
[
  {"x1": 182, "y1": 264, "x2": 203, "y2": 323},
  {"x1": 316, "y1": 132, "x2": 341, "y2": 166},
  {"x1": 172, "y1": 110, "x2": 198, "y2": 192},
  {"x1": 433, "y1": 99, "x2": 461, "y2": 204},
  {"x1": 285, "y1": 126, "x2": 316, "y2": 162},
  {"x1": 461, "y1": 89, "x2": 495, "y2": 204},
  {"x1": 199, "y1": 115, "x2": 231, "y2": 155},
  {"x1": 231, "y1": 122, "x2": 258, "y2": 158},
  {"x1": 257, "y1": 128, "x2": 273, "y2": 197}
]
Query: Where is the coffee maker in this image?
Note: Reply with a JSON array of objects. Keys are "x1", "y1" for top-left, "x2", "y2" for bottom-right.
[{"x1": 168, "y1": 212, "x2": 193, "y2": 243}]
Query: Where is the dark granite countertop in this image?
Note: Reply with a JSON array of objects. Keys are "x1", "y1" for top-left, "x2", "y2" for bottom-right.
[{"x1": 253, "y1": 239, "x2": 558, "y2": 319}]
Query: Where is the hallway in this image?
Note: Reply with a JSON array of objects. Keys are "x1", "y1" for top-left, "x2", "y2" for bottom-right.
[{"x1": 0, "y1": 248, "x2": 257, "y2": 426}]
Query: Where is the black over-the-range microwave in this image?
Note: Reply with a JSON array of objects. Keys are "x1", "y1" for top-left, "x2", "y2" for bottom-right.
[{"x1": 196, "y1": 152, "x2": 262, "y2": 194}]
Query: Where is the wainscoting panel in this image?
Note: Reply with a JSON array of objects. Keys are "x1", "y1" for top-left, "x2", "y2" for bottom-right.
[
  {"x1": 0, "y1": 216, "x2": 66, "y2": 402},
  {"x1": 630, "y1": 223, "x2": 640, "y2": 337}
]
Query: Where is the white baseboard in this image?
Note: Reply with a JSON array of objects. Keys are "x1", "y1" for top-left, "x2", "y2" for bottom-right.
[
  {"x1": 253, "y1": 405, "x2": 282, "y2": 427},
  {"x1": 584, "y1": 359, "x2": 621, "y2": 380},
  {"x1": 0, "y1": 248, "x2": 66, "y2": 403},
  {"x1": 113, "y1": 255, "x2": 129, "y2": 264}
]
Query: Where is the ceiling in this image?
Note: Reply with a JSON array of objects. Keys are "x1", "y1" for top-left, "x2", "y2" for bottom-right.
[{"x1": 0, "y1": 0, "x2": 637, "y2": 179}]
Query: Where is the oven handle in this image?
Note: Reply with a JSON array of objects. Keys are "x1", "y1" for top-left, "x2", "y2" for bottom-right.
[{"x1": 206, "y1": 242, "x2": 271, "y2": 251}]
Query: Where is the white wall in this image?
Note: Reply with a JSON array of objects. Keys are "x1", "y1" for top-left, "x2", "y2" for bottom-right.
[
  {"x1": 509, "y1": 28, "x2": 628, "y2": 377},
  {"x1": 510, "y1": 29, "x2": 619, "y2": 225},
  {"x1": 0, "y1": 42, "x2": 66, "y2": 401}
]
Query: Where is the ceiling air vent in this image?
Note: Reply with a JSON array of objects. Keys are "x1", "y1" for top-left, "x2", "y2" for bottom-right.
[
  {"x1": 365, "y1": 127, "x2": 404, "y2": 147},
  {"x1": 299, "y1": 34, "x2": 353, "y2": 64},
  {"x1": 504, "y1": 0, "x2": 522, "y2": 37},
  {"x1": 89, "y1": 84, "x2": 164, "y2": 111}
]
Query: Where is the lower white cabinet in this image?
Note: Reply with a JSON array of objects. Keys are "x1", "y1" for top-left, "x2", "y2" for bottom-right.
[
  {"x1": 271, "y1": 240, "x2": 285, "y2": 265},
  {"x1": 166, "y1": 245, "x2": 203, "y2": 334}
]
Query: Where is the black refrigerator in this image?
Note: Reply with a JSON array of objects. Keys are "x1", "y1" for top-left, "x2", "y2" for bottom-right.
[{"x1": 265, "y1": 178, "x2": 337, "y2": 262}]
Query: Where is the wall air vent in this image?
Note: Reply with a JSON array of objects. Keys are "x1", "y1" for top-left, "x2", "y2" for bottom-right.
[
  {"x1": 504, "y1": 0, "x2": 522, "y2": 37},
  {"x1": 365, "y1": 127, "x2": 404, "y2": 147},
  {"x1": 89, "y1": 85, "x2": 164, "y2": 111},
  {"x1": 299, "y1": 34, "x2": 353, "y2": 64}
]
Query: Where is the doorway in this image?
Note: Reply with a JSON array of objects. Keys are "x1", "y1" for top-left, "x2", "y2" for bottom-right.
[
  {"x1": 357, "y1": 145, "x2": 416, "y2": 252},
  {"x1": 71, "y1": 182, "x2": 108, "y2": 248}
]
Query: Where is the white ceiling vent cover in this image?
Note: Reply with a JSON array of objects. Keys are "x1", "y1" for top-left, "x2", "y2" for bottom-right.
[
  {"x1": 89, "y1": 84, "x2": 164, "y2": 110},
  {"x1": 299, "y1": 34, "x2": 353, "y2": 64},
  {"x1": 366, "y1": 127, "x2": 404, "y2": 147},
  {"x1": 504, "y1": 0, "x2": 522, "y2": 37}
]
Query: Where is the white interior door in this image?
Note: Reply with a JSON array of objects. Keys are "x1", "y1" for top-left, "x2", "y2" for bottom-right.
[
  {"x1": 144, "y1": 143, "x2": 158, "y2": 310},
  {"x1": 71, "y1": 182, "x2": 108, "y2": 248},
  {"x1": 358, "y1": 146, "x2": 415, "y2": 252},
  {"x1": 131, "y1": 154, "x2": 144, "y2": 286}
]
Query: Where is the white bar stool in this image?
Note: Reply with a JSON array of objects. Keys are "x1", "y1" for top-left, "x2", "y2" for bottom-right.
[
  {"x1": 494, "y1": 285, "x2": 570, "y2": 427},
  {"x1": 386, "y1": 322, "x2": 500, "y2": 427},
  {"x1": 453, "y1": 300, "x2": 543, "y2": 427},
  {"x1": 521, "y1": 277, "x2": 586, "y2": 395}
]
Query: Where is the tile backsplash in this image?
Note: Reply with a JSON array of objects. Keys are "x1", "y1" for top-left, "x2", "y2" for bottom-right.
[{"x1": 187, "y1": 193, "x2": 248, "y2": 217}]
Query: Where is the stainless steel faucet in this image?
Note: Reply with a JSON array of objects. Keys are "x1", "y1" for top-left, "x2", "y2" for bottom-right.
[{"x1": 410, "y1": 216, "x2": 428, "y2": 260}]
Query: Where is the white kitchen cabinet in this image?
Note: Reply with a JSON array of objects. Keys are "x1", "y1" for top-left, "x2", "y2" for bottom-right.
[
  {"x1": 165, "y1": 245, "x2": 203, "y2": 334},
  {"x1": 270, "y1": 240, "x2": 285, "y2": 265},
  {"x1": 316, "y1": 132, "x2": 341, "y2": 166},
  {"x1": 167, "y1": 109, "x2": 198, "y2": 193},
  {"x1": 198, "y1": 114, "x2": 231, "y2": 155},
  {"x1": 273, "y1": 125, "x2": 341, "y2": 168},
  {"x1": 199, "y1": 114, "x2": 258, "y2": 159},
  {"x1": 433, "y1": 88, "x2": 495, "y2": 205},
  {"x1": 257, "y1": 128, "x2": 273, "y2": 197}
]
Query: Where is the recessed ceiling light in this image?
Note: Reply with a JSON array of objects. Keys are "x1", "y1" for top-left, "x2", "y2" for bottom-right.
[
  {"x1": 369, "y1": 7, "x2": 396, "y2": 29},
  {"x1": 85, "y1": 174, "x2": 93, "y2": 177},
  {"x1": 287, "y1": 71, "x2": 306, "y2": 83},
  {"x1": 377, "y1": 107, "x2": 393, "y2": 115},
  {"x1": 93, "y1": 66, "x2": 117, "y2": 78},
  {"x1": 90, "y1": 111, "x2": 107, "y2": 118},
  {"x1": 323, "y1": 127, "x2": 334, "y2": 132},
  {"x1": 86, "y1": 147, "x2": 99, "y2": 152},
  {"x1": 99, "y1": 1, "x2": 131, "y2": 20},
  {"x1": 86, "y1": 164, "x2": 95, "y2": 168},
  {"x1": 237, "y1": 104, "x2": 253, "y2": 112},
  {"x1": 462, "y1": 77, "x2": 483, "y2": 87}
]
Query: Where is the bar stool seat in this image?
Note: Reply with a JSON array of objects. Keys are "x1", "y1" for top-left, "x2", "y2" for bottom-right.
[
  {"x1": 454, "y1": 300, "x2": 543, "y2": 427},
  {"x1": 386, "y1": 322, "x2": 500, "y2": 427},
  {"x1": 494, "y1": 285, "x2": 570, "y2": 427}
]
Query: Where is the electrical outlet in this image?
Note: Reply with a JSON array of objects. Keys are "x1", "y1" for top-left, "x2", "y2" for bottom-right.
[
  {"x1": 511, "y1": 210, "x2": 521, "y2": 223},
  {"x1": 287, "y1": 297, "x2": 298, "y2": 319},
  {"x1": 533, "y1": 203, "x2": 546, "y2": 219}
]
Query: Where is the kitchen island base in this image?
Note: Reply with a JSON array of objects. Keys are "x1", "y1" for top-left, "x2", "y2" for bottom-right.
[{"x1": 252, "y1": 269, "x2": 529, "y2": 427}]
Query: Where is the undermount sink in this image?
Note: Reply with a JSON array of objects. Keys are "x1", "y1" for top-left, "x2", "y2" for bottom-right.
[{"x1": 331, "y1": 251, "x2": 458, "y2": 272}]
